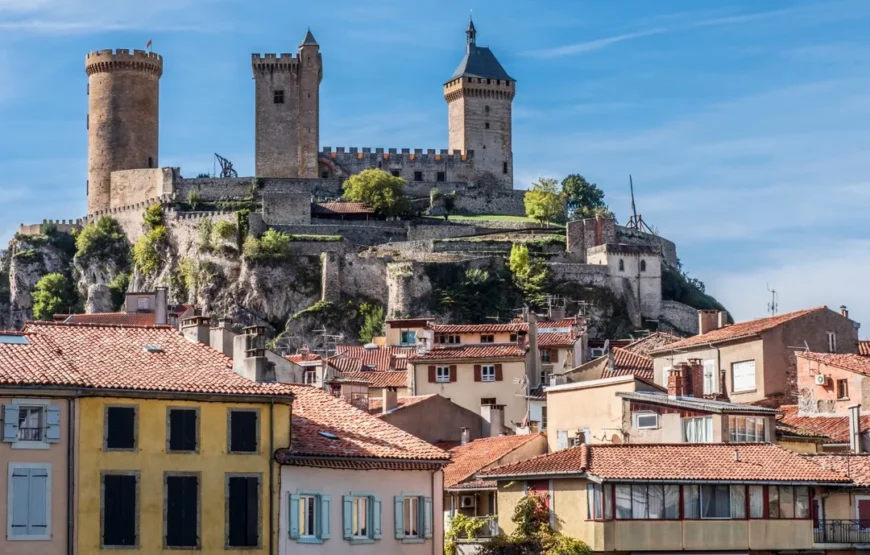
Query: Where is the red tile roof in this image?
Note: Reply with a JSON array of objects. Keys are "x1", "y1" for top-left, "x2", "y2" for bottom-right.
[
  {"x1": 777, "y1": 404, "x2": 865, "y2": 444},
  {"x1": 538, "y1": 333, "x2": 575, "y2": 348},
  {"x1": 334, "y1": 345, "x2": 413, "y2": 373},
  {"x1": 285, "y1": 353, "x2": 322, "y2": 364},
  {"x1": 409, "y1": 345, "x2": 527, "y2": 361},
  {"x1": 64, "y1": 312, "x2": 158, "y2": 326},
  {"x1": 799, "y1": 351, "x2": 870, "y2": 377},
  {"x1": 652, "y1": 307, "x2": 827, "y2": 353},
  {"x1": 368, "y1": 394, "x2": 435, "y2": 415},
  {"x1": 3, "y1": 323, "x2": 295, "y2": 398},
  {"x1": 623, "y1": 332, "x2": 682, "y2": 356},
  {"x1": 860, "y1": 341, "x2": 870, "y2": 357},
  {"x1": 312, "y1": 202, "x2": 374, "y2": 215},
  {"x1": 480, "y1": 443, "x2": 850, "y2": 483},
  {"x1": 431, "y1": 323, "x2": 522, "y2": 334},
  {"x1": 275, "y1": 385, "x2": 449, "y2": 467},
  {"x1": 600, "y1": 348, "x2": 654, "y2": 380},
  {"x1": 444, "y1": 434, "x2": 545, "y2": 489},
  {"x1": 804, "y1": 454, "x2": 870, "y2": 487}
]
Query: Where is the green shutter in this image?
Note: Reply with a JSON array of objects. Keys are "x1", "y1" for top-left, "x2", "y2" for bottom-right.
[
  {"x1": 342, "y1": 496, "x2": 352, "y2": 539},
  {"x1": 372, "y1": 496, "x2": 382, "y2": 539},
  {"x1": 423, "y1": 497, "x2": 433, "y2": 539},
  {"x1": 320, "y1": 495, "x2": 331, "y2": 540},
  {"x1": 289, "y1": 493, "x2": 300, "y2": 539},
  {"x1": 394, "y1": 496, "x2": 404, "y2": 539}
]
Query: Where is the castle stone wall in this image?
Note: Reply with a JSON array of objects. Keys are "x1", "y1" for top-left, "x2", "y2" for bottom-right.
[
  {"x1": 616, "y1": 226, "x2": 678, "y2": 266},
  {"x1": 268, "y1": 223, "x2": 407, "y2": 246},
  {"x1": 17, "y1": 220, "x2": 83, "y2": 237},
  {"x1": 660, "y1": 300, "x2": 699, "y2": 335},
  {"x1": 386, "y1": 261, "x2": 433, "y2": 319},
  {"x1": 263, "y1": 193, "x2": 311, "y2": 225},
  {"x1": 407, "y1": 224, "x2": 476, "y2": 241},
  {"x1": 549, "y1": 263, "x2": 611, "y2": 287},
  {"x1": 338, "y1": 254, "x2": 388, "y2": 302},
  {"x1": 110, "y1": 168, "x2": 177, "y2": 208},
  {"x1": 177, "y1": 176, "x2": 343, "y2": 202}
]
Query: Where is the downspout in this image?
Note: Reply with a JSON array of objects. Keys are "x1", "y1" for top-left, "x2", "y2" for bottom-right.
[
  {"x1": 67, "y1": 398, "x2": 75, "y2": 555},
  {"x1": 269, "y1": 400, "x2": 275, "y2": 555},
  {"x1": 431, "y1": 469, "x2": 436, "y2": 555}
]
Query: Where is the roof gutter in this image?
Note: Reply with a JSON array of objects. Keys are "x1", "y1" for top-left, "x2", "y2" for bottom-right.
[
  {"x1": 480, "y1": 472, "x2": 849, "y2": 486},
  {"x1": 281, "y1": 454, "x2": 451, "y2": 466},
  {"x1": 651, "y1": 333, "x2": 761, "y2": 356},
  {"x1": 0, "y1": 384, "x2": 294, "y2": 404}
]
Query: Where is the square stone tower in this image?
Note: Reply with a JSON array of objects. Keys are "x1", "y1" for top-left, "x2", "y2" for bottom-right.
[
  {"x1": 444, "y1": 19, "x2": 515, "y2": 188},
  {"x1": 252, "y1": 30, "x2": 322, "y2": 178}
]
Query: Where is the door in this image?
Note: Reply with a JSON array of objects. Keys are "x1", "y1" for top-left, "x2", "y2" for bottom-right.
[{"x1": 857, "y1": 498, "x2": 870, "y2": 529}]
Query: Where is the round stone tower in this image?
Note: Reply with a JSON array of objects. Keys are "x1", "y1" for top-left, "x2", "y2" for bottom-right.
[{"x1": 85, "y1": 49, "x2": 163, "y2": 214}]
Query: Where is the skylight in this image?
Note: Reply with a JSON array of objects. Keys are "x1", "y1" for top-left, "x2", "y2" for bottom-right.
[
  {"x1": 143, "y1": 344, "x2": 163, "y2": 353},
  {"x1": 318, "y1": 431, "x2": 339, "y2": 440},
  {"x1": 0, "y1": 335, "x2": 29, "y2": 345}
]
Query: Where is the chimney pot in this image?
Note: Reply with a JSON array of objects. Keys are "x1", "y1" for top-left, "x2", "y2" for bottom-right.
[
  {"x1": 382, "y1": 387, "x2": 398, "y2": 415},
  {"x1": 155, "y1": 287, "x2": 168, "y2": 325},
  {"x1": 698, "y1": 310, "x2": 720, "y2": 335},
  {"x1": 841, "y1": 305, "x2": 849, "y2": 319},
  {"x1": 460, "y1": 427, "x2": 470, "y2": 446}
]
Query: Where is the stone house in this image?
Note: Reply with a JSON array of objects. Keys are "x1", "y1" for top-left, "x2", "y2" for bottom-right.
[
  {"x1": 368, "y1": 392, "x2": 487, "y2": 447},
  {"x1": 796, "y1": 352, "x2": 870, "y2": 415}
]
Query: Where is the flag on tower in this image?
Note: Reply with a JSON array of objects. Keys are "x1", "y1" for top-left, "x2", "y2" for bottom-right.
[{"x1": 146, "y1": 38, "x2": 152, "y2": 49}]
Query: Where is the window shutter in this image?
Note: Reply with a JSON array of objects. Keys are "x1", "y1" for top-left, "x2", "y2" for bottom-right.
[
  {"x1": 29, "y1": 467, "x2": 48, "y2": 535},
  {"x1": 320, "y1": 495, "x2": 331, "y2": 540},
  {"x1": 288, "y1": 493, "x2": 300, "y2": 539},
  {"x1": 372, "y1": 496, "x2": 382, "y2": 539},
  {"x1": 342, "y1": 495, "x2": 352, "y2": 539},
  {"x1": 474, "y1": 365, "x2": 482, "y2": 382},
  {"x1": 551, "y1": 350, "x2": 559, "y2": 363},
  {"x1": 245, "y1": 477, "x2": 259, "y2": 545},
  {"x1": 45, "y1": 405, "x2": 61, "y2": 443},
  {"x1": 449, "y1": 365, "x2": 457, "y2": 383},
  {"x1": 10, "y1": 468, "x2": 29, "y2": 536},
  {"x1": 495, "y1": 364, "x2": 503, "y2": 381},
  {"x1": 394, "y1": 496, "x2": 405, "y2": 539},
  {"x1": 428, "y1": 366, "x2": 436, "y2": 383},
  {"x1": 423, "y1": 497, "x2": 433, "y2": 539},
  {"x1": 3, "y1": 404, "x2": 20, "y2": 442}
]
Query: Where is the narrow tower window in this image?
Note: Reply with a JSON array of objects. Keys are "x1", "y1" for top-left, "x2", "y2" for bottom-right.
[
  {"x1": 147, "y1": 157, "x2": 153, "y2": 168},
  {"x1": 485, "y1": 122, "x2": 490, "y2": 129},
  {"x1": 485, "y1": 105, "x2": 490, "y2": 114},
  {"x1": 640, "y1": 260, "x2": 647, "y2": 272},
  {"x1": 618, "y1": 259, "x2": 625, "y2": 272},
  {"x1": 273, "y1": 90, "x2": 284, "y2": 104},
  {"x1": 502, "y1": 162, "x2": 508, "y2": 174}
]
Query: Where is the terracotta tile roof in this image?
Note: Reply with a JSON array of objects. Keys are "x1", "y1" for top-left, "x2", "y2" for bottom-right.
[
  {"x1": 860, "y1": 340, "x2": 870, "y2": 357},
  {"x1": 777, "y1": 404, "x2": 865, "y2": 444},
  {"x1": 4, "y1": 322, "x2": 296, "y2": 398},
  {"x1": 448, "y1": 479, "x2": 498, "y2": 490},
  {"x1": 618, "y1": 391, "x2": 778, "y2": 415},
  {"x1": 444, "y1": 434, "x2": 545, "y2": 489},
  {"x1": 285, "y1": 353, "x2": 322, "y2": 364},
  {"x1": 623, "y1": 332, "x2": 682, "y2": 356},
  {"x1": 537, "y1": 333, "x2": 575, "y2": 348},
  {"x1": 431, "y1": 323, "x2": 522, "y2": 334},
  {"x1": 312, "y1": 202, "x2": 374, "y2": 215},
  {"x1": 652, "y1": 307, "x2": 827, "y2": 353},
  {"x1": 803, "y1": 454, "x2": 870, "y2": 487},
  {"x1": 480, "y1": 443, "x2": 850, "y2": 483},
  {"x1": 334, "y1": 345, "x2": 413, "y2": 373},
  {"x1": 600, "y1": 348, "x2": 654, "y2": 380},
  {"x1": 368, "y1": 394, "x2": 435, "y2": 415},
  {"x1": 386, "y1": 317, "x2": 435, "y2": 325},
  {"x1": 276, "y1": 384, "x2": 449, "y2": 466},
  {"x1": 409, "y1": 345, "x2": 527, "y2": 361},
  {"x1": 798, "y1": 351, "x2": 870, "y2": 377},
  {"x1": 344, "y1": 371, "x2": 406, "y2": 388},
  {"x1": 64, "y1": 312, "x2": 157, "y2": 326}
]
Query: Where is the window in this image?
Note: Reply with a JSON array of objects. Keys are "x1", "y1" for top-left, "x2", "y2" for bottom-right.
[
  {"x1": 105, "y1": 405, "x2": 137, "y2": 450},
  {"x1": 414, "y1": 171, "x2": 423, "y2": 181},
  {"x1": 481, "y1": 365, "x2": 496, "y2": 382},
  {"x1": 274, "y1": 90, "x2": 284, "y2": 104},
  {"x1": 540, "y1": 349, "x2": 552, "y2": 364},
  {"x1": 229, "y1": 410, "x2": 258, "y2": 454},
  {"x1": 485, "y1": 122, "x2": 490, "y2": 129},
  {"x1": 390, "y1": 170, "x2": 400, "y2": 177},
  {"x1": 7, "y1": 463, "x2": 50, "y2": 540},
  {"x1": 436, "y1": 366, "x2": 450, "y2": 383},
  {"x1": 485, "y1": 105, "x2": 490, "y2": 113},
  {"x1": 299, "y1": 495, "x2": 318, "y2": 538},
  {"x1": 701, "y1": 485, "x2": 731, "y2": 519},
  {"x1": 510, "y1": 333, "x2": 518, "y2": 342},
  {"x1": 541, "y1": 406, "x2": 548, "y2": 430},
  {"x1": 768, "y1": 486, "x2": 810, "y2": 519},
  {"x1": 102, "y1": 473, "x2": 138, "y2": 547},
  {"x1": 437, "y1": 172, "x2": 445, "y2": 182},
  {"x1": 827, "y1": 332, "x2": 837, "y2": 353},
  {"x1": 683, "y1": 416, "x2": 713, "y2": 443},
  {"x1": 148, "y1": 156, "x2": 153, "y2": 168},
  {"x1": 587, "y1": 483, "x2": 613, "y2": 520},
  {"x1": 137, "y1": 296, "x2": 149, "y2": 311},
  {"x1": 618, "y1": 259, "x2": 625, "y2": 272},
  {"x1": 749, "y1": 485, "x2": 764, "y2": 518},
  {"x1": 539, "y1": 369, "x2": 550, "y2": 387},
  {"x1": 728, "y1": 415, "x2": 767, "y2": 443},
  {"x1": 343, "y1": 494, "x2": 380, "y2": 541},
  {"x1": 227, "y1": 475, "x2": 260, "y2": 547},
  {"x1": 837, "y1": 378, "x2": 849, "y2": 400},
  {"x1": 633, "y1": 412, "x2": 659, "y2": 430},
  {"x1": 502, "y1": 162, "x2": 508, "y2": 174},
  {"x1": 480, "y1": 334, "x2": 494, "y2": 343},
  {"x1": 17, "y1": 406, "x2": 45, "y2": 442},
  {"x1": 303, "y1": 370, "x2": 317, "y2": 385},
  {"x1": 167, "y1": 408, "x2": 198, "y2": 452},
  {"x1": 395, "y1": 495, "x2": 431, "y2": 541},
  {"x1": 2, "y1": 403, "x2": 60, "y2": 446},
  {"x1": 556, "y1": 430, "x2": 569, "y2": 450},
  {"x1": 640, "y1": 259, "x2": 646, "y2": 272},
  {"x1": 290, "y1": 491, "x2": 331, "y2": 543},
  {"x1": 613, "y1": 484, "x2": 678, "y2": 520},
  {"x1": 400, "y1": 330, "x2": 416, "y2": 345},
  {"x1": 321, "y1": 170, "x2": 329, "y2": 178},
  {"x1": 436, "y1": 334, "x2": 459, "y2": 344},
  {"x1": 165, "y1": 474, "x2": 199, "y2": 548},
  {"x1": 703, "y1": 360, "x2": 717, "y2": 394},
  {"x1": 732, "y1": 360, "x2": 756, "y2": 392},
  {"x1": 481, "y1": 398, "x2": 497, "y2": 406}
]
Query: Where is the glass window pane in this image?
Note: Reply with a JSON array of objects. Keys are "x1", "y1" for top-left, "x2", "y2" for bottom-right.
[
  {"x1": 749, "y1": 486, "x2": 764, "y2": 518},
  {"x1": 757, "y1": 419, "x2": 766, "y2": 442},
  {"x1": 731, "y1": 486, "x2": 746, "y2": 519},
  {"x1": 705, "y1": 417, "x2": 713, "y2": 442},
  {"x1": 795, "y1": 487, "x2": 809, "y2": 518},
  {"x1": 587, "y1": 484, "x2": 601, "y2": 520},
  {"x1": 664, "y1": 485, "x2": 680, "y2": 519},
  {"x1": 702, "y1": 485, "x2": 730, "y2": 518},
  {"x1": 648, "y1": 485, "x2": 664, "y2": 519},
  {"x1": 728, "y1": 416, "x2": 736, "y2": 442},
  {"x1": 769, "y1": 486, "x2": 780, "y2": 519},
  {"x1": 604, "y1": 485, "x2": 613, "y2": 520},
  {"x1": 615, "y1": 485, "x2": 632, "y2": 519},
  {"x1": 632, "y1": 485, "x2": 648, "y2": 519},
  {"x1": 684, "y1": 485, "x2": 699, "y2": 518},
  {"x1": 780, "y1": 486, "x2": 795, "y2": 519}
]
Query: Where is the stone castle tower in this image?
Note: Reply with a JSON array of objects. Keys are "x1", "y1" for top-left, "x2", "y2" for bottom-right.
[
  {"x1": 252, "y1": 30, "x2": 322, "y2": 178},
  {"x1": 85, "y1": 49, "x2": 163, "y2": 214},
  {"x1": 444, "y1": 19, "x2": 515, "y2": 185}
]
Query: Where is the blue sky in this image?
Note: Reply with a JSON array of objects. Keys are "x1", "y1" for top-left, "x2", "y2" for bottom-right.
[{"x1": 1, "y1": 0, "x2": 868, "y2": 334}]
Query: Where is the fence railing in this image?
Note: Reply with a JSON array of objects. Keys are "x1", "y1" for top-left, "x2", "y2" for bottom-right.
[
  {"x1": 17, "y1": 426, "x2": 44, "y2": 441},
  {"x1": 815, "y1": 520, "x2": 870, "y2": 544}
]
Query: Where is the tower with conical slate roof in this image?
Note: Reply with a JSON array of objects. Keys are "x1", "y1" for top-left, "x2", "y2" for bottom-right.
[{"x1": 444, "y1": 19, "x2": 515, "y2": 188}]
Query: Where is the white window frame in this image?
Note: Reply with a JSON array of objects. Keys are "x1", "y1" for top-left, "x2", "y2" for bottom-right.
[
  {"x1": 11, "y1": 399, "x2": 51, "y2": 450},
  {"x1": 633, "y1": 412, "x2": 659, "y2": 430},
  {"x1": 298, "y1": 494, "x2": 318, "y2": 539},
  {"x1": 660, "y1": 366, "x2": 672, "y2": 387},
  {"x1": 435, "y1": 366, "x2": 450, "y2": 383},
  {"x1": 699, "y1": 484, "x2": 732, "y2": 520},
  {"x1": 556, "y1": 430, "x2": 569, "y2": 450},
  {"x1": 7, "y1": 462, "x2": 51, "y2": 541},
  {"x1": 302, "y1": 370, "x2": 318, "y2": 385},
  {"x1": 350, "y1": 496, "x2": 369, "y2": 539},
  {"x1": 137, "y1": 297, "x2": 149, "y2": 311},
  {"x1": 683, "y1": 416, "x2": 713, "y2": 443},
  {"x1": 400, "y1": 330, "x2": 416, "y2": 346},
  {"x1": 703, "y1": 360, "x2": 717, "y2": 394},
  {"x1": 481, "y1": 365, "x2": 496, "y2": 382},
  {"x1": 732, "y1": 360, "x2": 756, "y2": 393},
  {"x1": 828, "y1": 332, "x2": 838, "y2": 353},
  {"x1": 403, "y1": 496, "x2": 420, "y2": 539}
]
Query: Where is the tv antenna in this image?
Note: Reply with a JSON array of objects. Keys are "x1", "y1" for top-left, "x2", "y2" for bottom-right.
[
  {"x1": 625, "y1": 175, "x2": 656, "y2": 234},
  {"x1": 766, "y1": 284, "x2": 779, "y2": 317}
]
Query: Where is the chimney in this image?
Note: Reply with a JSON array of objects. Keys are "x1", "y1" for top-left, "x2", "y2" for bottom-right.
[
  {"x1": 667, "y1": 364, "x2": 685, "y2": 399},
  {"x1": 155, "y1": 287, "x2": 168, "y2": 325},
  {"x1": 841, "y1": 305, "x2": 850, "y2": 319},
  {"x1": 480, "y1": 404, "x2": 505, "y2": 437},
  {"x1": 209, "y1": 317, "x2": 235, "y2": 357},
  {"x1": 460, "y1": 427, "x2": 470, "y2": 446},
  {"x1": 549, "y1": 305, "x2": 566, "y2": 321},
  {"x1": 717, "y1": 311, "x2": 729, "y2": 329},
  {"x1": 698, "y1": 310, "x2": 719, "y2": 335},
  {"x1": 527, "y1": 311, "x2": 540, "y2": 390},
  {"x1": 181, "y1": 316, "x2": 210, "y2": 345},
  {"x1": 382, "y1": 387, "x2": 398, "y2": 415},
  {"x1": 686, "y1": 358, "x2": 704, "y2": 398},
  {"x1": 238, "y1": 325, "x2": 273, "y2": 382},
  {"x1": 849, "y1": 404, "x2": 862, "y2": 454}
]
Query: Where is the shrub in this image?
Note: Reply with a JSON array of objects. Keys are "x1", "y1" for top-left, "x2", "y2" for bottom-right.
[
  {"x1": 358, "y1": 303, "x2": 385, "y2": 343},
  {"x1": 133, "y1": 225, "x2": 167, "y2": 275},
  {"x1": 342, "y1": 169, "x2": 411, "y2": 217},
  {"x1": 143, "y1": 203, "x2": 164, "y2": 229},
  {"x1": 187, "y1": 189, "x2": 202, "y2": 209},
  {"x1": 32, "y1": 273, "x2": 75, "y2": 320},
  {"x1": 198, "y1": 219, "x2": 213, "y2": 253},
  {"x1": 243, "y1": 229, "x2": 292, "y2": 262},
  {"x1": 75, "y1": 217, "x2": 129, "y2": 263},
  {"x1": 108, "y1": 272, "x2": 130, "y2": 310},
  {"x1": 214, "y1": 220, "x2": 237, "y2": 240}
]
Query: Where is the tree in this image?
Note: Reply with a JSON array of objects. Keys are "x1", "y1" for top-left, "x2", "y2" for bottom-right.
[
  {"x1": 478, "y1": 494, "x2": 590, "y2": 555},
  {"x1": 342, "y1": 169, "x2": 412, "y2": 218},
  {"x1": 524, "y1": 178, "x2": 565, "y2": 226},
  {"x1": 561, "y1": 174, "x2": 606, "y2": 218},
  {"x1": 509, "y1": 244, "x2": 551, "y2": 308},
  {"x1": 32, "y1": 273, "x2": 75, "y2": 320},
  {"x1": 358, "y1": 303, "x2": 385, "y2": 343}
]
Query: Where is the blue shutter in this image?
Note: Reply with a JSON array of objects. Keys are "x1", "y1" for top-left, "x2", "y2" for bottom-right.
[
  {"x1": 3, "y1": 404, "x2": 19, "y2": 442},
  {"x1": 320, "y1": 495, "x2": 331, "y2": 540},
  {"x1": 28, "y1": 467, "x2": 49, "y2": 536},
  {"x1": 288, "y1": 493, "x2": 300, "y2": 539},
  {"x1": 10, "y1": 468, "x2": 29, "y2": 536},
  {"x1": 423, "y1": 497, "x2": 433, "y2": 539},
  {"x1": 342, "y1": 496, "x2": 352, "y2": 539},
  {"x1": 394, "y1": 496, "x2": 405, "y2": 539},
  {"x1": 45, "y1": 405, "x2": 61, "y2": 443},
  {"x1": 372, "y1": 496, "x2": 382, "y2": 539}
]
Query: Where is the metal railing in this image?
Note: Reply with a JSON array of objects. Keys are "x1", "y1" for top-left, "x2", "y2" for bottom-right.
[
  {"x1": 17, "y1": 426, "x2": 44, "y2": 442},
  {"x1": 815, "y1": 520, "x2": 870, "y2": 544}
]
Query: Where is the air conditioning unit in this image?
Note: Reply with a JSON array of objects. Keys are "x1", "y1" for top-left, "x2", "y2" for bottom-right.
[
  {"x1": 815, "y1": 374, "x2": 828, "y2": 386},
  {"x1": 460, "y1": 495, "x2": 476, "y2": 509}
]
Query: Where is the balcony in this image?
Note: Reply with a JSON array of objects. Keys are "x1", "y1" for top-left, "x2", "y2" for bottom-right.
[{"x1": 815, "y1": 520, "x2": 870, "y2": 545}]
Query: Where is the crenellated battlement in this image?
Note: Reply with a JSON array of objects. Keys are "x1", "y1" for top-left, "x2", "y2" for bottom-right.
[
  {"x1": 444, "y1": 76, "x2": 516, "y2": 102},
  {"x1": 85, "y1": 194, "x2": 174, "y2": 221},
  {"x1": 17, "y1": 219, "x2": 84, "y2": 237},
  {"x1": 321, "y1": 147, "x2": 475, "y2": 163},
  {"x1": 251, "y1": 53, "x2": 300, "y2": 73},
  {"x1": 85, "y1": 49, "x2": 163, "y2": 76}
]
